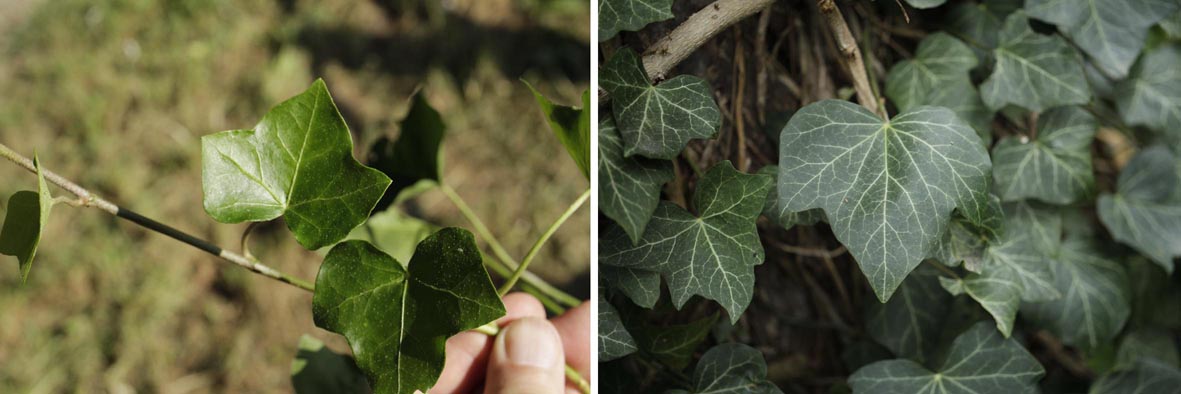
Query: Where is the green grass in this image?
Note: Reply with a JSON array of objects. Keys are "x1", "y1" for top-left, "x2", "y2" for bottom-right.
[{"x1": 0, "y1": 0, "x2": 588, "y2": 391}]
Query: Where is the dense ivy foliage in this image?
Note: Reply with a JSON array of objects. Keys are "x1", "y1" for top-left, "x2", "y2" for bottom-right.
[{"x1": 598, "y1": 0, "x2": 1181, "y2": 392}]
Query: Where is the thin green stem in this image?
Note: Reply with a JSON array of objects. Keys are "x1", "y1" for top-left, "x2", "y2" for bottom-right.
[
  {"x1": 483, "y1": 253, "x2": 568, "y2": 314},
  {"x1": 472, "y1": 322, "x2": 590, "y2": 394},
  {"x1": 499, "y1": 189, "x2": 590, "y2": 295}
]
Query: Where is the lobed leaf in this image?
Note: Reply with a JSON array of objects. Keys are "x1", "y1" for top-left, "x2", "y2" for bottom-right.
[
  {"x1": 0, "y1": 155, "x2": 52, "y2": 283},
  {"x1": 1098, "y1": 146, "x2": 1181, "y2": 273},
  {"x1": 600, "y1": 264, "x2": 661, "y2": 308},
  {"x1": 1026, "y1": 0, "x2": 1179, "y2": 79},
  {"x1": 368, "y1": 90, "x2": 446, "y2": 211},
  {"x1": 776, "y1": 100, "x2": 992, "y2": 302},
  {"x1": 992, "y1": 106, "x2": 1097, "y2": 204},
  {"x1": 1115, "y1": 44, "x2": 1181, "y2": 139},
  {"x1": 980, "y1": 12, "x2": 1091, "y2": 112},
  {"x1": 669, "y1": 343, "x2": 782, "y2": 394},
  {"x1": 884, "y1": 33, "x2": 988, "y2": 140},
  {"x1": 601, "y1": 161, "x2": 772, "y2": 322},
  {"x1": 312, "y1": 228, "x2": 505, "y2": 394},
  {"x1": 759, "y1": 166, "x2": 826, "y2": 230},
  {"x1": 202, "y1": 79, "x2": 391, "y2": 250},
  {"x1": 599, "y1": 292, "x2": 638, "y2": 362},
  {"x1": 1090, "y1": 358, "x2": 1181, "y2": 394},
  {"x1": 526, "y1": 82, "x2": 591, "y2": 180},
  {"x1": 849, "y1": 321, "x2": 1045, "y2": 394},
  {"x1": 599, "y1": 115, "x2": 674, "y2": 243},
  {"x1": 1116, "y1": 328, "x2": 1180, "y2": 369},
  {"x1": 1020, "y1": 236, "x2": 1130, "y2": 351},
  {"x1": 598, "y1": 0, "x2": 673, "y2": 42},
  {"x1": 865, "y1": 265, "x2": 953, "y2": 363},
  {"x1": 291, "y1": 335, "x2": 371, "y2": 394},
  {"x1": 632, "y1": 313, "x2": 717, "y2": 370},
  {"x1": 601, "y1": 48, "x2": 721, "y2": 160}
]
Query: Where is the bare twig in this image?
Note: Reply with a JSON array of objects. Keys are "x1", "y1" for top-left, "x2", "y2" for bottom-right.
[
  {"x1": 641, "y1": 0, "x2": 776, "y2": 81},
  {"x1": 817, "y1": 0, "x2": 883, "y2": 117}
]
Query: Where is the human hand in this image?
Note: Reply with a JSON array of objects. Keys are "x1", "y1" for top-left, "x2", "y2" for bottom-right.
[{"x1": 426, "y1": 293, "x2": 590, "y2": 394}]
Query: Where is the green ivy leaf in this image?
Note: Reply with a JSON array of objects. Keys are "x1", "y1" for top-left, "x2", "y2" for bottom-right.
[
  {"x1": 1026, "y1": 0, "x2": 1179, "y2": 79},
  {"x1": 849, "y1": 321, "x2": 1045, "y2": 393},
  {"x1": 601, "y1": 48, "x2": 721, "y2": 160},
  {"x1": 885, "y1": 33, "x2": 977, "y2": 111},
  {"x1": 202, "y1": 79, "x2": 391, "y2": 250},
  {"x1": 601, "y1": 161, "x2": 772, "y2": 322},
  {"x1": 945, "y1": 0, "x2": 1021, "y2": 61},
  {"x1": 0, "y1": 155, "x2": 52, "y2": 283},
  {"x1": 368, "y1": 90, "x2": 446, "y2": 212},
  {"x1": 1116, "y1": 328, "x2": 1180, "y2": 368},
  {"x1": 992, "y1": 106, "x2": 1097, "y2": 204},
  {"x1": 931, "y1": 195, "x2": 1004, "y2": 271},
  {"x1": 342, "y1": 209, "x2": 436, "y2": 264},
  {"x1": 598, "y1": 0, "x2": 673, "y2": 41},
  {"x1": 1098, "y1": 147, "x2": 1181, "y2": 273},
  {"x1": 1161, "y1": 11, "x2": 1181, "y2": 39},
  {"x1": 526, "y1": 82, "x2": 590, "y2": 179},
  {"x1": 599, "y1": 115, "x2": 674, "y2": 243},
  {"x1": 759, "y1": 166, "x2": 825, "y2": 230},
  {"x1": 1021, "y1": 236, "x2": 1130, "y2": 351},
  {"x1": 669, "y1": 344, "x2": 782, "y2": 394},
  {"x1": 1115, "y1": 44, "x2": 1181, "y2": 137},
  {"x1": 980, "y1": 12, "x2": 1091, "y2": 112},
  {"x1": 291, "y1": 335, "x2": 371, "y2": 394},
  {"x1": 601, "y1": 264, "x2": 661, "y2": 308},
  {"x1": 777, "y1": 100, "x2": 992, "y2": 302},
  {"x1": 312, "y1": 229, "x2": 506, "y2": 394},
  {"x1": 633, "y1": 314, "x2": 718, "y2": 370},
  {"x1": 904, "y1": 0, "x2": 947, "y2": 9},
  {"x1": 1090, "y1": 358, "x2": 1181, "y2": 394},
  {"x1": 866, "y1": 265, "x2": 953, "y2": 363},
  {"x1": 599, "y1": 292, "x2": 638, "y2": 362}
]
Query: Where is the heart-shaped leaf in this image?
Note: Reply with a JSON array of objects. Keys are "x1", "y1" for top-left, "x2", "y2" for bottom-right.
[
  {"x1": 202, "y1": 79, "x2": 391, "y2": 250},
  {"x1": 598, "y1": 0, "x2": 673, "y2": 42},
  {"x1": 945, "y1": 1, "x2": 1021, "y2": 61},
  {"x1": 669, "y1": 344, "x2": 782, "y2": 394},
  {"x1": 992, "y1": 106, "x2": 1096, "y2": 204},
  {"x1": 777, "y1": 100, "x2": 993, "y2": 302},
  {"x1": 601, "y1": 48, "x2": 721, "y2": 160},
  {"x1": 291, "y1": 335, "x2": 370, "y2": 394},
  {"x1": 866, "y1": 265, "x2": 953, "y2": 363},
  {"x1": 599, "y1": 115, "x2": 674, "y2": 243},
  {"x1": 598, "y1": 291, "x2": 638, "y2": 362},
  {"x1": 601, "y1": 161, "x2": 772, "y2": 322},
  {"x1": 1020, "y1": 236, "x2": 1130, "y2": 351},
  {"x1": 849, "y1": 321, "x2": 1045, "y2": 393},
  {"x1": 1098, "y1": 146, "x2": 1181, "y2": 273},
  {"x1": 980, "y1": 12, "x2": 1091, "y2": 112},
  {"x1": 1091, "y1": 358, "x2": 1181, "y2": 394},
  {"x1": 312, "y1": 228, "x2": 505, "y2": 394},
  {"x1": 368, "y1": 90, "x2": 446, "y2": 212},
  {"x1": 885, "y1": 33, "x2": 978, "y2": 111},
  {"x1": 1026, "y1": 0, "x2": 1179, "y2": 79},
  {"x1": 1, "y1": 155, "x2": 51, "y2": 283},
  {"x1": 526, "y1": 82, "x2": 590, "y2": 180},
  {"x1": 1115, "y1": 44, "x2": 1181, "y2": 137}
]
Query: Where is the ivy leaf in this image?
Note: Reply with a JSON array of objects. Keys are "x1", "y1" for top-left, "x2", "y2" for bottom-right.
[
  {"x1": 904, "y1": 0, "x2": 946, "y2": 9},
  {"x1": 1116, "y1": 328, "x2": 1180, "y2": 368},
  {"x1": 669, "y1": 344, "x2": 782, "y2": 394},
  {"x1": 866, "y1": 265, "x2": 953, "y2": 363},
  {"x1": 1090, "y1": 358, "x2": 1181, "y2": 394},
  {"x1": 368, "y1": 90, "x2": 446, "y2": 212},
  {"x1": 777, "y1": 100, "x2": 992, "y2": 302},
  {"x1": 526, "y1": 82, "x2": 590, "y2": 180},
  {"x1": 1098, "y1": 147, "x2": 1181, "y2": 273},
  {"x1": 885, "y1": 33, "x2": 978, "y2": 111},
  {"x1": 849, "y1": 321, "x2": 1045, "y2": 393},
  {"x1": 1020, "y1": 236, "x2": 1130, "y2": 350},
  {"x1": 633, "y1": 314, "x2": 718, "y2": 370},
  {"x1": 980, "y1": 12, "x2": 1091, "y2": 112},
  {"x1": 0, "y1": 155, "x2": 52, "y2": 283},
  {"x1": 599, "y1": 292, "x2": 638, "y2": 362},
  {"x1": 945, "y1": 0, "x2": 1021, "y2": 61},
  {"x1": 759, "y1": 166, "x2": 825, "y2": 230},
  {"x1": 931, "y1": 195, "x2": 1004, "y2": 271},
  {"x1": 601, "y1": 48, "x2": 721, "y2": 160},
  {"x1": 923, "y1": 79, "x2": 994, "y2": 145},
  {"x1": 598, "y1": 0, "x2": 673, "y2": 41},
  {"x1": 1115, "y1": 44, "x2": 1181, "y2": 137},
  {"x1": 291, "y1": 335, "x2": 371, "y2": 394},
  {"x1": 1026, "y1": 0, "x2": 1179, "y2": 79},
  {"x1": 601, "y1": 264, "x2": 662, "y2": 308},
  {"x1": 1161, "y1": 11, "x2": 1181, "y2": 39},
  {"x1": 601, "y1": 161, "x2": 772, "y2": 322},
  {"x1": 992, "y1": 106, "x2": 1097, "y2": 204},
  {"x1": 202, "y1": 79, "x2": 392, "y2": 250},
  {"x1": 599, "y1": 115, "x2": 674, "y2": 243},
  {"x1": 342, "y1": 209, "x2": 436, "y2": 264},
  {"x1": 312, "y1": 229, "x2": 506, "y2": 394}
]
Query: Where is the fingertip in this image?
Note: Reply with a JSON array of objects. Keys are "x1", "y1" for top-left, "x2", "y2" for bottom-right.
[{"x1": 499, "y1": 292, "x2": 546, "y2": 323}]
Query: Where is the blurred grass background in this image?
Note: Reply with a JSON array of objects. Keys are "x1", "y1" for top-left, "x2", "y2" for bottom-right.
[{"x1": 0, "y1": 0, "x2": 589, "y2": 392}]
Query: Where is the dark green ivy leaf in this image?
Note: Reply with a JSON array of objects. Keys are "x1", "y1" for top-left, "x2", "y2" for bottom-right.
[
  {"x1": 599, "y1": 115, "x2": 674, "y2": 243},
  {"x1": 368, "y1": 90, "x2": 446, "y2": 212},
  {"x1": 884, "y1": 32, "x2": 992, "y2": 141},
  {"x1": 602, "y1": 161, "x2": 772, "y2": 322},
  {"x1": 759, "y1": 166, "x2": 825, "y2": 230},
  {"x1": 526, "y1": 82, "x2": 590, "y2": 180},
  {"x1": 668, "y1": 343, "x2": 783, "y2": 394},
  {"x1": 866, "y1": 265, "x2": 953, "y2": 363},
  {"x1": 904, "y1": 0, "x2": 946, "y2": 9},
  {"x1": 312, "y1": 229, "x2": 505, "y2": 394},
  {"x1": 945, "y1": 0, "x2": 1022, "y2": 62},
  {"x1": 598, "y1": 0, "x2": 673, "y2": 42},
  {"x1": 599, "y1": 291, "x2": 638, "y2": 362},
  {"x1": 1116, "y1": 328, "x2": 1180, "y2": 368},
  {"x1": 1026, "y1": 0, "x2": 1179, "y2": 79},
  {"x1": 1090, "y1": 358, "x2": 1181, "y2": 394},
  {"x1": 601, "y1": 264, "x2": 662, "y2": 308},
  {"x1": 0, "y1": 155, "x2": 51, "y2": 283},
  {"x1": 992, "y1": 106, "x2": 1097, "y2": 204},
  {"x1": 849, "y1": 321, "x2": 1045, "y2": 393},
  {"x1": 777, "y1": 100, "x2": 992, "y2": 302},
  {"x1": 1020, "y1": 236, "x2": 1130, "y2": 351},
  {"x1": 633, "y1": 314, "x2": 718, "y2": 370},
  {"x1": 342, "y1": 209, "x2": 437, "y2": 264},
  {"x1": 1115, "y1": 44, "x2": 1181, "y2": 140},
  {"x1": 1098, "y1": 146, "x2": 1181, "y2": 273},
  {"x1": 202, "y1": 79, "x2": 392, "y2": 250},
  {"x1": 980, "y1": 12, "x2": 1092, "y2": 112},
  {"x1": 601, "y1": 48, "x2": 721, "y2": 160},
  {"x1": 291, "y1": 335, "x2": 371, "y2": 394}
]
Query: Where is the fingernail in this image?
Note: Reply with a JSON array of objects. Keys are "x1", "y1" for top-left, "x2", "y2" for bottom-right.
[{"x1": 502, "y1": 317, "x2": 559, "y2": 368}]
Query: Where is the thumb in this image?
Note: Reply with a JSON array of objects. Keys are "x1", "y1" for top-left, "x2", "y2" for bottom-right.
[{"x1": 483, "y1": 317, "x2": 565, "y2": 394}]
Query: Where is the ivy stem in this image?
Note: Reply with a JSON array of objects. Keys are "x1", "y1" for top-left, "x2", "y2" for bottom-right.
[
  {"x1": 925, "y1": 260, "x2": 961, "y2": 280},
  {"x1": 499, "y1": 188, "x2": 590, "y2": 296},
  {"x1": 817, "y1": 0, "x2": 885, "y2": 118},
  {"x1": 0, "y1": 142, "x2": 316, "y2": 292},
  {"x1": 472, "y1": 322, "x2": 591, "y2": 394},
  {"x1": 439, "y1": 183, "x2": 581, "y2": 308}
]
